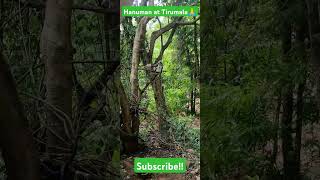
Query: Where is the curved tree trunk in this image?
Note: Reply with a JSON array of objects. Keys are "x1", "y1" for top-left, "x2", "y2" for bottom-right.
[
  {"x1": 118, "y1": 17, "x2": 150, "y2": 153},
  {"x1": 130, "y1": 17, "x2": 150, "y2": 104},
  {"x1": 143, "y1": 60, "x2": 170, "y2": 142},
  {"x1": 128, "y1": 17, "x2": 150, "y2": 136},
  {"x1": 0, "y1": 52, "x2": 40, "y2": 180}
]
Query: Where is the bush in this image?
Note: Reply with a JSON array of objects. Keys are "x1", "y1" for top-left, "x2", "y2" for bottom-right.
[{"x1": 168, "y1": 116, "x2": 200, "y2": 152}]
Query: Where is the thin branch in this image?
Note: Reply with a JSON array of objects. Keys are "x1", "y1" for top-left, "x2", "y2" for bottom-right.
[
  {"x1": 140, "y1": 72, "x2": 160, "y2": 96},
  {"x1": 148, "y1": 16, "x2": 200, "y2": 58},
  {"x1": 155, "y1": 28, "x2": 177, "y2": 63}
]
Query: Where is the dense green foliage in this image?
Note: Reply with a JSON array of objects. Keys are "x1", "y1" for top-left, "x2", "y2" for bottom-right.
[
  {"x1": 121, "y1": 16, "x2": 200, "y2": 149},
  {"x1": 201, "y1": 0, "x2": 319, "y2": 179}
]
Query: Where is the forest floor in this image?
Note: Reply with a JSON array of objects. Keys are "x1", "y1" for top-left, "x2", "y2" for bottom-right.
[
  {"x1": 121, "y1": 117, "x2": 200, "y2": 180},
  {"x1": 298, "y1": 124, "x2": 320, "y2": 179},
  {"x1": 272, "y1": 124, "x2": 320, "y2": 179}
]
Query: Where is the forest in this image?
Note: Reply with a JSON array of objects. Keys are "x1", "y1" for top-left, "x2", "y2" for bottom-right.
[
  {"x1": 9, "y1": 0, "x2": 320, "y2": 179},
  {"x1": 120, "y1": 7, "x2": 200, "y2": 180},
  {"x1": 0, "y1": 0, "x2": 199, "y2": 180},
  {"x1": 201, "y1": 0, "x2": 320, "y2": 180}
]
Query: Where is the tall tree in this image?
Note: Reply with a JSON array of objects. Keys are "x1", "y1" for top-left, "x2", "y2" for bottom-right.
[
  {"x1": 0, "y1": 52, "x2": 40, "y2": 180},
  {"x1": 306, "y1": 0, "x2": 320, "y2": 110},
  {"x1": 119, "y1": 17, "x2": 151, "y2": 154},
  {"x1": 279, "y1": 1, "x2": 295, "y2": 179},
  {"x1": 145, "y1": 18, "x2": 199, "y2": 141},
  {"x1": 145, "y1": 26, "x2": 175, "y2": 141},
  {"x1": 40, "y1": 0, "x2": 73, "y2": 162},
  {"x1": 191, "y1": 17, "x2": 199, "y2": 115},
  {"x1": 130, "y1": 17, "x2": 149, "y2": 103},
  {"x1": 121, "y1": 16, "x2": 199, "y2": 150},
  {"x1": 130, "y1": 17, "x2": 150, "y2": 135},
  {"x1": 294, "y1": 14, "x2": 307, "y2": 178},
  {"x1": 103, "y1": 0, "x2": 121, "y2": 176}
]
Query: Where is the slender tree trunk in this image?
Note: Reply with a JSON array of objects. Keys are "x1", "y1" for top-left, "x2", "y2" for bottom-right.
[
  {"x1": 118, "y1": 80, "x2": 133, "y2": 134},
  {"x1": 294, "y1": 82, "x2": 305, "y2": 178},
  {"x1": 117, "y1": 79, "x2": 140, "y2": 153},
  {"x1": 306, "y1": 0, "x2": 320, "y2": 110},
  {"x1": 103, "y1": 1, "x2": 121, "y2": 176},
  {"x1": 129, "y1": 17, "x2": 150, "y2": 135},
  {"x1": 151, "y1": 74, "x2": 170, "y2": 138},
  {"x1": 223, "y1": 59, "x2": 227, "y2": 82},
  {"x1": 143, "y1": 58, "x2": 170, "y2": 140},
  {"x1": 191, "y1": 17, "x2": 199, "y2": 115},
  {"x1": 190, "y1": 86, "x2": 195, "y2": 114},
  {"x1": 103, "y1": 0, "x2": 120, "y2": 130},
  {"x1": 0, "y1": 0, "x2": 4, "y2": 48},
  {"x1": 119, "y1": 4, "x2": 149, "y2": 153},
  {"x1": 145, "y1": 27, "x2": 180, "y2": 142},
  {"x1": 130, "y1": 17, "x2": 149, "y2": 104},
  {"x1": 294, "y1": 20, "x2": 307, "y2": 179},
  {"x1": 40, "y1": 0, "x2": 73, "y2": 159},
  {"x1": 279, "y1": 7, "x2": 295, "y2": 179},
  {"x1": 141, "y1": 60, "x2": 170, "y2": 141},
  {"x1": 282, "y1": 88, "x2": 295, "y2": 180},
  {"x1": 189, "y1": 60, "x2": 196, "y2": 115},
  {"x1": 272, "y1": 95, "x2": 281, "y2": 164},
  {"x1": 0, "y1": 52, "x2": 40, "y2": 180}
]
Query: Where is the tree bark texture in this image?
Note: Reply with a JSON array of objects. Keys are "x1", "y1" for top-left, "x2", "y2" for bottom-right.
[
  {"x1": 0, "y1": 52, "x2": 40, "y2": 180},
  {"x1": 130, "y1": 17, "x2": 150, "y2": 104},
  {"x1": 306, "y1": 0, "x2": 320, "y2": 111},
  {"x1": 279, "y1": 2, "x2": 295, "y2": 178},
  {"x1": 40, "y1": 0, "x2": 73, "y2": 157}
]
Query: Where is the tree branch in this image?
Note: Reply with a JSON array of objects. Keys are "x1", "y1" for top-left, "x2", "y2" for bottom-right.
[
  {"x1": 155, "y1": 28, "x2": 177, "y2": 63},
  {"x1": 148, "y1": 16, "x2": 200, "y2": 59}
]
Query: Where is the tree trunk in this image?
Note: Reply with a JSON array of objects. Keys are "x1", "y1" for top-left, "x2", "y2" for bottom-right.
[
  {"x1": 118, "y1": 81, "x2": 133, "y2": 134},
  {"x1": 103, "y1": 1, "x2": 121, "y2": 176},
  {"x1": 293, "y1": 19, "x2": 307, "y2": 179},
  {"x1": 143, "y1": 58, "x2": 170, "y2": 140},
  {"x1": 0, "y1": 52, "x2": 40, "y2": 180},
  {"x1": 129, "y1": 17, "x2": 150, "y2": 135},
  {"x1": 190, "y1": 86, "x2": 195, "y2": 114},
  {"x1": 151, "y1": 74, "x2": 170, "y2": 138},
  {"x1": 191, "y1": 18, "x2": 200, "y2": 114},
  {"x1": 117, "y1": 80, "x2": 140, "y2": 153},
  {"x1": 130, "y1": 17, "x2": 150, "y2": 104},
  {"x1": 103, "y1": 0, "x2": 120, "y2": 131},
  {"x1": 118, "y1": 3, "x2": 146, "y2": 153},
  {"x1": 282, "y1": 88, "x2": 295, "y2": 180},
  {"x1": 272, "y1": 95, "x2": 281, "y2": 164},
  {"x1": 0, "y1": 0, "x2": 4, "y2": 48},
  {"x1": 40, "y1": 0, "x2": 73, "y2": 159},
  {"x1": 279, "y1": 5, "x2": 295, "y2": 178},
  {"x1": 191, "y1": 18, "x2": 199, "y2": 115},
  {"x1": 294, "y1": 82, "x2": 305, "y2": 178},
  {"x1": 306, "y1": 0, "x2": 320, "y2": 110}
]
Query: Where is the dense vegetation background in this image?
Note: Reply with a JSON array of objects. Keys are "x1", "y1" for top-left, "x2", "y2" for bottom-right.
[
  {"x1": 119, "y1": 1, "x2": 200, "y2": 179},
  {"x1": 201, "y1": 0, "x2": 320, "y2": 179},
  {"x1": 0, "y1": 0, "x2": 121, "y2": 179},
  {"x1": 0, "y1": 0, "x2": 200, "y2": 179}
]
